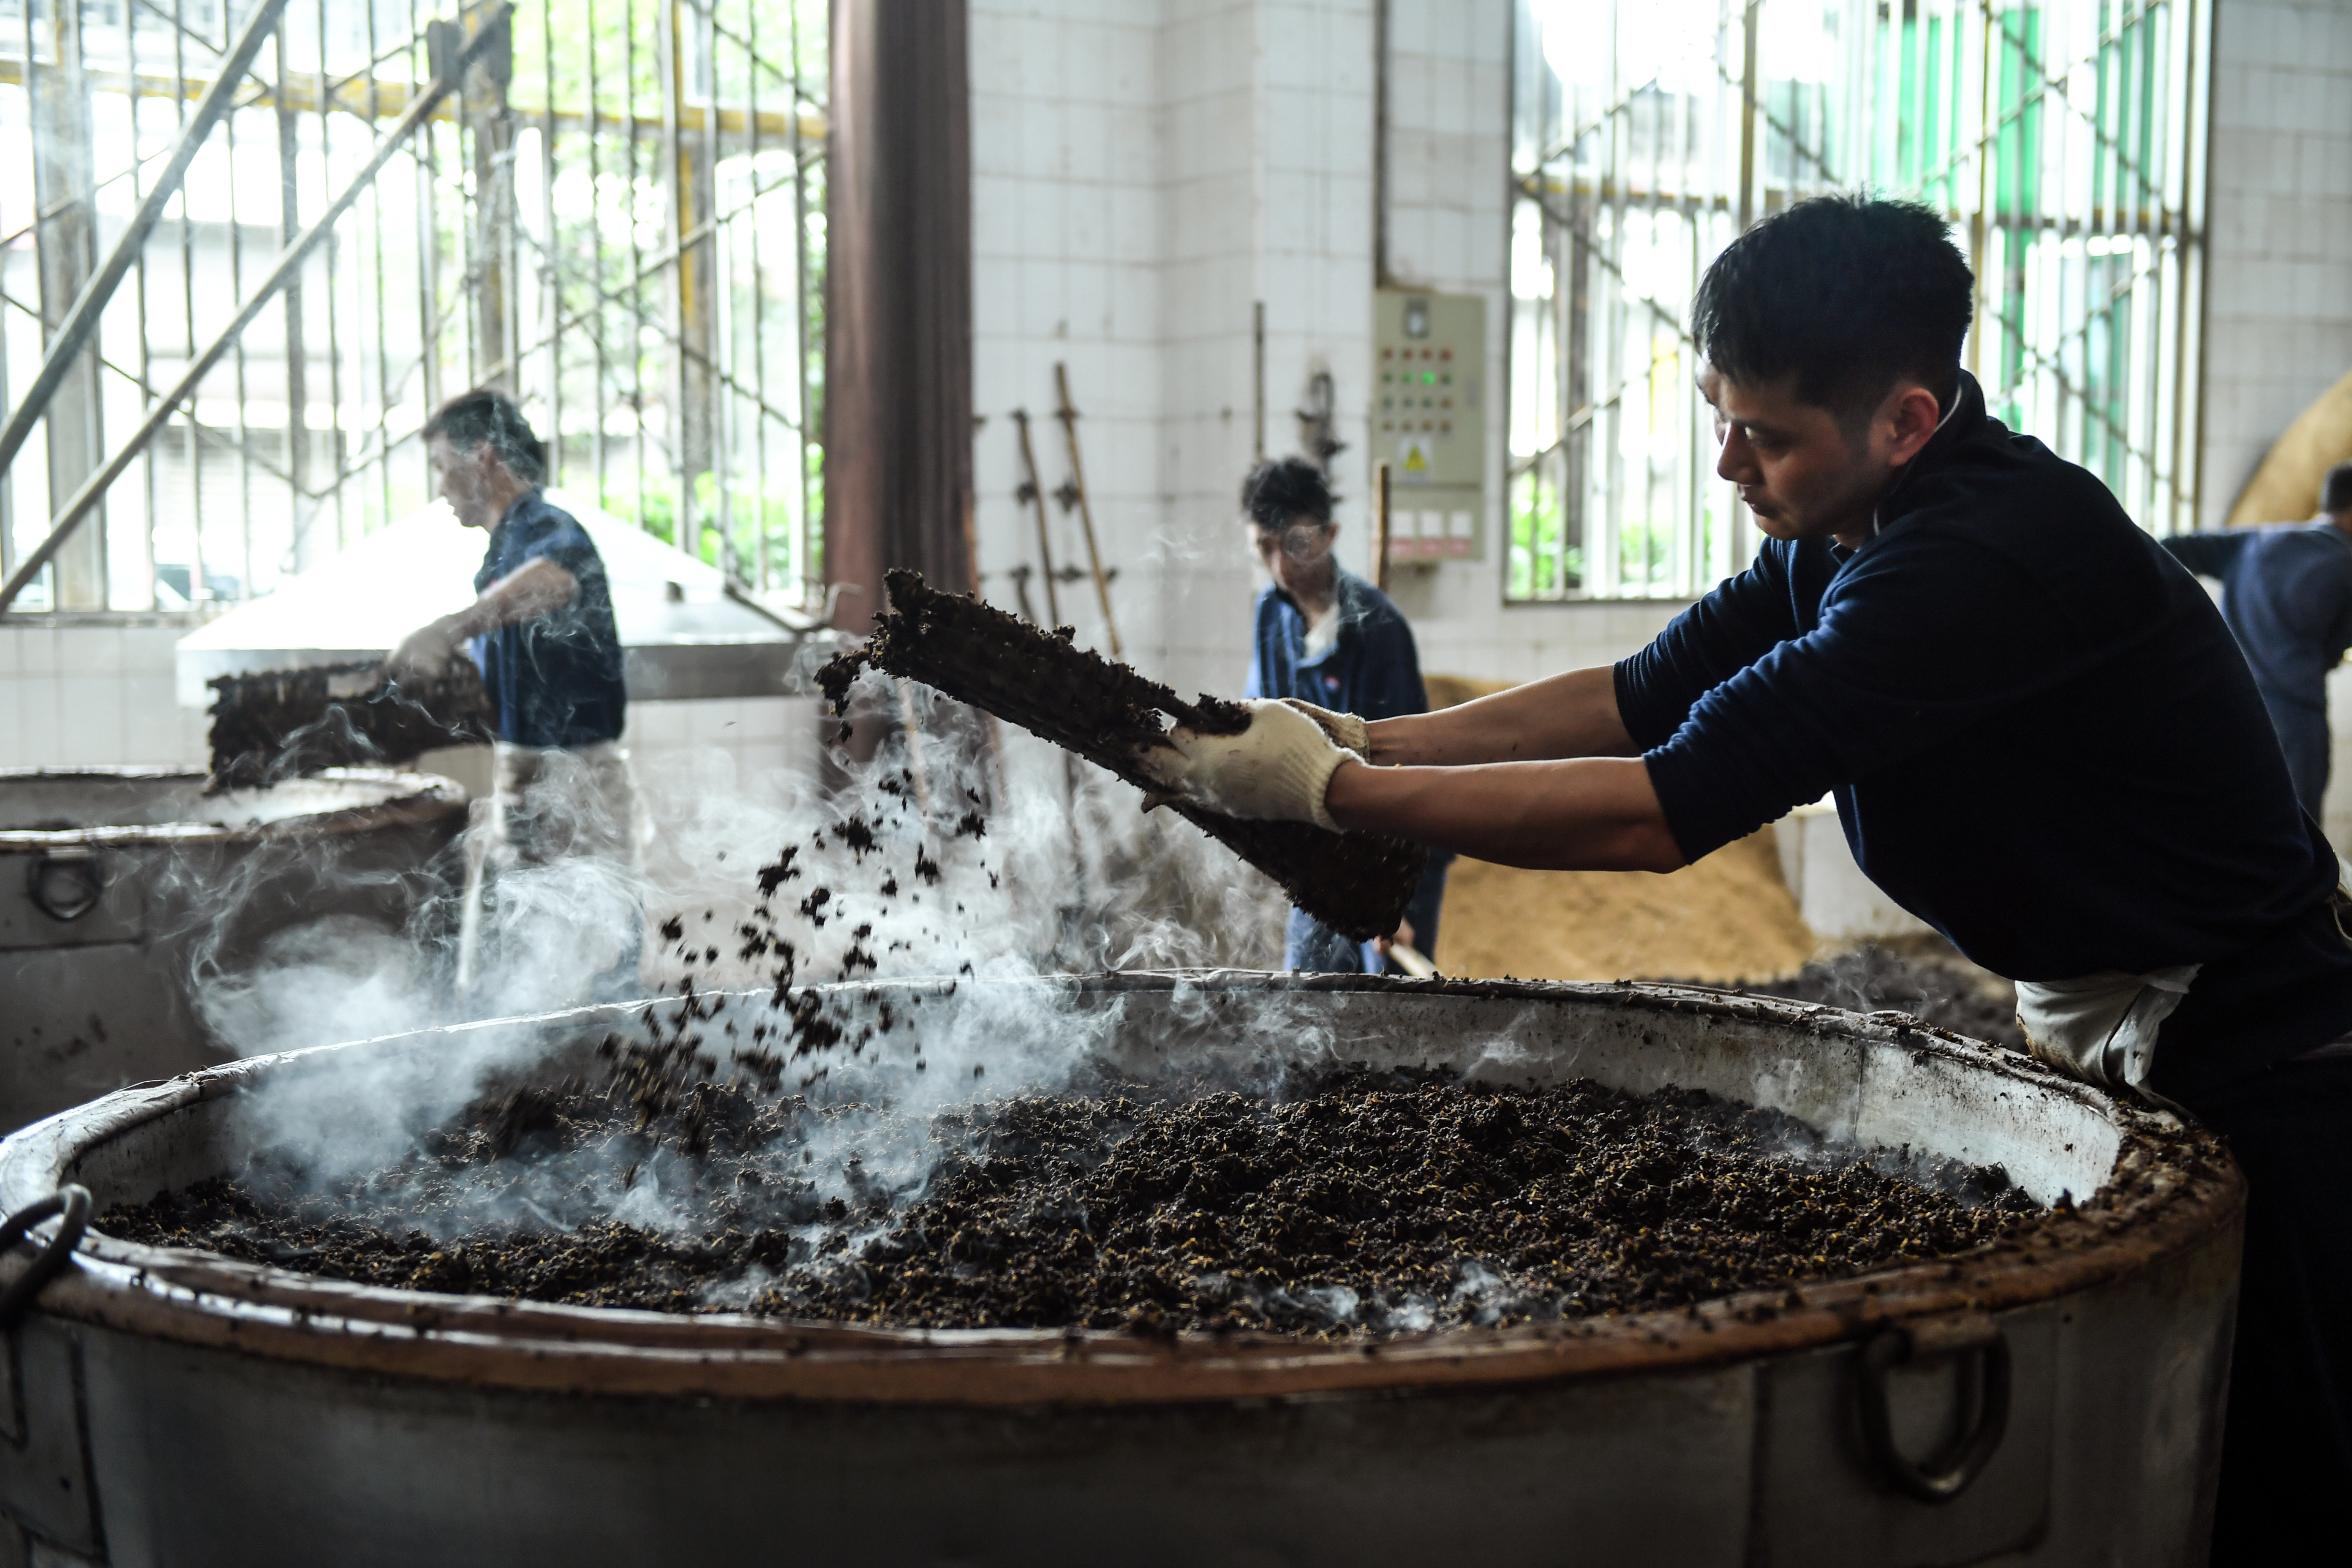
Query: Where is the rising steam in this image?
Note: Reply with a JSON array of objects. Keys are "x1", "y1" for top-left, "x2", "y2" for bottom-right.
[{"x1": 188, "y1": 665, "x2": 1292, "y2": 1268}]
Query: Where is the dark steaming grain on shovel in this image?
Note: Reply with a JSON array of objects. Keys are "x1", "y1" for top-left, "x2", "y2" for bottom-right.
[
  {"x1": 206, "y1": 659, "x2": 497, "y2": 791},
  {"x1": 818, "y1": 568, "x2": 1424, "y2": 944}
]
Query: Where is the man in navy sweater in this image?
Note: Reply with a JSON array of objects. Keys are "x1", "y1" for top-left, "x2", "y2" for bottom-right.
[
  {"x1": 1145, "y1": 196, "x2": 2352, "y2": 1559},
  {"x1": 1237, "y1": 456, "x2": 1448, "y2": 973},
  {"x1": 2164, "y1": 464, "x2": 2352, "y2": 814}
]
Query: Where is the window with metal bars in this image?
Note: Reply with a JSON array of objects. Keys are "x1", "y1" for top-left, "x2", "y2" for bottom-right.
[
  {"x1": 1507, "y1": 0, "x2": 2210, "y2": 603},
  {"x1": 0, "y1": 0, "x2": 825, "y2": 615}
]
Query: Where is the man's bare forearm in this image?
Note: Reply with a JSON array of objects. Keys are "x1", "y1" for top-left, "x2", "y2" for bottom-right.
[
  {"x1": 1363, "y1": 666, "x2": 1640, "y2": 767},
  {"x1": 1323, "y1": 754, "x2": 1684, "y2": 873},
  {"x1": 446, "y1": 557, "x2": 578, "y2": 640}
]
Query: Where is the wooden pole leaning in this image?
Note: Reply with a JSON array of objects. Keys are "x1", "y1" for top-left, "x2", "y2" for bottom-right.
[
  {"x1": 1053, "y1": 362, "x2": 1121, "y2": 659},
  {"x1": 1011, "y1": 410, "x2": 1060, "y2": 627}
]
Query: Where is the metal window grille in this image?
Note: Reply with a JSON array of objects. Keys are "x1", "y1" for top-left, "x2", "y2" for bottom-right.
[
  {"x1": 1507, "y1": 0, "x2": 2211, "y2": 602},
  {"x1": 0, "y1": 0, "x2": 825, "y2": 615}
]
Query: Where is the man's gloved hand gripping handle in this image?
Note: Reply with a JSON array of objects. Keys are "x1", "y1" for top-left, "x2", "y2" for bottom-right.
[
  {"x1": 387, "y1": 618, "x2": 464, "y2": 681},
  {"x1": 1138, "y1": 699, "x2": 1355, "y2": 831},
  {"x1": 1275, "y1": 698, "x2": 1369, "y2": 757}
]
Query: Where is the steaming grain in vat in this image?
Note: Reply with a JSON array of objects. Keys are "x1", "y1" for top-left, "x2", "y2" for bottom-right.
[{"x1": 103, "y1": 669, "x2": 2047, "y2": 1334}]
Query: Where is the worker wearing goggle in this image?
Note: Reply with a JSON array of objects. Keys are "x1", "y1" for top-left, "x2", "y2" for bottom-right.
[{"x1": 1237, "y1": 456, "x2": 1449, "y2": 977}]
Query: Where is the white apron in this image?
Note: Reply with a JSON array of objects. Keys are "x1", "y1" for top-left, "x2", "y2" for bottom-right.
[{"x1": 2016, "y1": 859, "x2": 2352, "y2": 1104}]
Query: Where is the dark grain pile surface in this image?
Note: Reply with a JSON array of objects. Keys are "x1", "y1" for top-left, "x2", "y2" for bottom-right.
[
  {"x1": 207, "y1": 661, "x2": 496, "y2": 790},
  {"x1": 820, "y1": 568, "x2": 1423, "y2": 942},
  {"x1": 103, "y1": 1067, "x2": 2036, "y2": 1336}
]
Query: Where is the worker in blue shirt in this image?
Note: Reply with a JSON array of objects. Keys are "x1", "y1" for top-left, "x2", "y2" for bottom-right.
[
  {"x1": 1144, "y1": 197, "x2": 2352, "y2": 1560},
  {"x1": 2163, "y1": 466, "x2": 2352, "y2": 814},
  {"x1": 387, "y1": 389, "x2": 638, "y2": 1005},
  {"x1": 1238, "y1": 457, "x2": 1449, "y2": 973}
]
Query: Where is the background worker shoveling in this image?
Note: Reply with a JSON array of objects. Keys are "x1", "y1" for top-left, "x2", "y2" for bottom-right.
[{"x1": 380, "y1": 391, "x2": 640, "y2": 1010}]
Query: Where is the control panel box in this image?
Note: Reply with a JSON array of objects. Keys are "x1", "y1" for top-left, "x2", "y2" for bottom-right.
[{"x1": 1374, "y1": 290, "x2": 1486, "y2": 561}]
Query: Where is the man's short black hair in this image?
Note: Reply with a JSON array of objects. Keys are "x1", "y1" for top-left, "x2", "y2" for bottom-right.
[
  {"x1": 1691, "y1": 195, "x2": 1975, "y2": 421},
  {"x1": 424, "y1": 388, "x2": 549, "y2": 484},
  {"x1": 2323, "y1": 462, "x2": 2352, "y2": 516},
  {"x1": 1240, "y1": 457, "x2": 1335, "y2": 531}
]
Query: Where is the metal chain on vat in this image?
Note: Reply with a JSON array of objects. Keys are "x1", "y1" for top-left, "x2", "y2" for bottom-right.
[{"x1": 0, "y1": 1187, "x2": 93, "y2": 1331}]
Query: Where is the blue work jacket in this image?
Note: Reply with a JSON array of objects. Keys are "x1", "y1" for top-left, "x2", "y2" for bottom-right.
[
  {"x1": 1245, "y1": 569, "x2": 1451, "y2": 969},
  {"x1": 471, "y1": 492, "x2": 627, "y2": 749}
]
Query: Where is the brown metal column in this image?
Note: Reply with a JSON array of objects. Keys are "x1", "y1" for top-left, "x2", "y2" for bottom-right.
[
  {"x1": 663, "y1": 0, "x2": 718, "y2": 562},
  {"x1": 457, "y1": 8, "x2": 517, "y2": 392},
  {"x1": 28, "y1": 0, "x2": 106, "y2": 608},
  {"x1": 277, "y1": 12, "x2": 311, "y2": 569},
  {"x1": 823, "y1": 0, "x2": 975, "y2": 635}
]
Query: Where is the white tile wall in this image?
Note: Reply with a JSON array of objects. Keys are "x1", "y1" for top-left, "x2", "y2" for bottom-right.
[
  {"x1": 970, "y1": 2, "x2": 1175, "y2": 684},
  {"x1": 0, "y1": 622, "x2": 210, "y2": 770},
  {"x1": 968, "y1": 0, "x2": 1672, "y2": 700},
  {"x1": 972, "y1": 0, "x2": 1423, "y2": 705}
]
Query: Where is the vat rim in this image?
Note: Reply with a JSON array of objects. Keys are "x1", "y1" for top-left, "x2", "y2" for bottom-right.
[
  {"x1": 0, "y1": 766, "x2": 468, "y2": 848},
  {"x1": 0, "y1": 972, "x2": 2242, "y2": 1407}
]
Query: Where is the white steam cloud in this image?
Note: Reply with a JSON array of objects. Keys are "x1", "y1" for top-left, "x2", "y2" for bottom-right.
[{"x1": 180, "y1": 664, "x2": 1294, "y2": 1252}]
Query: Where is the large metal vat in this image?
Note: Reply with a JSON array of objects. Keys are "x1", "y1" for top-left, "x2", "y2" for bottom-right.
[
  {"x1": 0, "y1": 768, "x2": 466, "y2": 1131},
  {"x1": 0, "y1": 973, "x2": 2239, "y2": 1567}
]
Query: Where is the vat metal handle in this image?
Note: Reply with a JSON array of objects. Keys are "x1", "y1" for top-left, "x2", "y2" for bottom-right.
[
  {"x1": 28, "y1": 851, "x2": 103, "y2": 923},
  {"x1": 0, "y1": 1187, "x2": 92, "y2": 1332},
  {"x1": 1856, "y1": 1315, "x2": 2012, "y2": 1504}
]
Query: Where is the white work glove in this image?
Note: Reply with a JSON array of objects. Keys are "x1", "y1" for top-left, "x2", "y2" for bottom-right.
[
  {"x1": 386, "y1": 618, "x2": 462, "y2": 682},
  {"x1": 1277, "y1": 698, "x2": 1369, "y2": 757},
  {"x1": 1136, "y1": 699, "x2": 1352, "y2": 830}
]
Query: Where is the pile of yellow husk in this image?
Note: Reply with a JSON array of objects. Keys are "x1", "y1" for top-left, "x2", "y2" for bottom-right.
[{"x1": 1424, "y1": 675, "x2": 1817, "y2": 986}]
